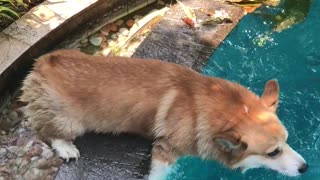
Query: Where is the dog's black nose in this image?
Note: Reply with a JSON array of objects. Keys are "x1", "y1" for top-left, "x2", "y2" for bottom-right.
[{"x1": 298, "y1": 163, "x2": 309, "y2": 174}]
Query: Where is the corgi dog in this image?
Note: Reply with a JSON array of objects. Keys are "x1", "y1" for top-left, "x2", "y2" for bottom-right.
[{"x1": 20, "y1": 49, "x2": 308, "y2": 178}]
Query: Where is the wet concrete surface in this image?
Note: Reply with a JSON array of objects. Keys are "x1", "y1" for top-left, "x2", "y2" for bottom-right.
[{"x1": 55, "y1": 133, "x2": 151, "y2": 180}]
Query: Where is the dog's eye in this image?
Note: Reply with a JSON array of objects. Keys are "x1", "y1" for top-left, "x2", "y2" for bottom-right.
[{"x1": 267, "y1": 147, "x2": 281, "y2": 157}]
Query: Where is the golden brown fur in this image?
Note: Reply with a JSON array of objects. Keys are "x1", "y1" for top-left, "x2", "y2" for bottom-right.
[{"x1": 20, "y1": 49, "x2": 307, "y2": 176}]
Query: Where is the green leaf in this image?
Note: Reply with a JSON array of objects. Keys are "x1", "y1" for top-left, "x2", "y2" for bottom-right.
[
  {"x1": 0, "y1": 6, "x2": 19, "y2": 18},
  {"x1": 0, "y1": 0, "x2": 16, "y2": 7},
  {"x1": 15, "y1": 0, "x2": 28, "y2": 8},
  {"x1": 0, "y1": 11, "x2": 15, "y2": 20}
]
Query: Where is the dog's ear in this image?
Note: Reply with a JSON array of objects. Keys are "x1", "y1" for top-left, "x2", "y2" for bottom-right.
[
  {"x1": 261, "y1": 80, "x2": 279, "y2": 112},
  {"x1": 214, "y1": 132, "x2": 247, "y2": 153}
]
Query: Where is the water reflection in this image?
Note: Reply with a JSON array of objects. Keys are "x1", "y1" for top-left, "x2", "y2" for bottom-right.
[{"x1": 257, "y1": 0, "x2": 312, "y2": 32}]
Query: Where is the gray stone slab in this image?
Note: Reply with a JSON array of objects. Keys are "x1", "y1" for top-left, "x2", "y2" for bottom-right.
[{"x1": 133, "y1": 0, "x2": 245, "y2": 71}]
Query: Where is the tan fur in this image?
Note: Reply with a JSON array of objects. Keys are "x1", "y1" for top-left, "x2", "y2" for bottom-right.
[{"x1": 20, "y1": 49, "x2": 292, "y2": 170}]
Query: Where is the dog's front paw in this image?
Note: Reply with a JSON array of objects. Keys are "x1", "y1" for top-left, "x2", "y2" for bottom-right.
[{"x1": 51, "y1": 139, "x2": 80, "y2": 162}]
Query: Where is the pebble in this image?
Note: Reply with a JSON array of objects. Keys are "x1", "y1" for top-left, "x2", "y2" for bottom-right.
[
  {"x1": 133, "y1": 15, "x2": 142, "y2": 20},
  {"x1": 119, "y1": 28, "x2": 129, "y2": 36},
  {"x1": 110, "y1": 23, "x2": 118, "y2": 32},
  {"x1": 115, "y1": 19, "x2": 124, "y2": 26},
  {"x1": 41, "y1": 148, "x2": 54, "y2": 159},
  {"x1": 11, "y1": 166, "x2": 18, "y2": 173},
  {"x1": 20, "y1": 156, "x2": 31, "y2": 168},
  {"x1": 8, "y1": 146, "x2": 19, "y2": 154},
  {"x1": 27, "y1": 145, "x2": 43, "y2": 157},
  {"x1": 23, "y1": 168, "x2": 44, "y2": 179},
  {"x1": 126, "y1": 19, "x2": 135, "y2": 27},
  {"x1": 111, "y1": 34, "x2": 118, "y2": 40},
  {"x1": 2, "y1": 108, "x2": 8, "y2": 115},
  {"x1": 157, "y1": 0, "x2": 165, "y2": 5},
  {"x1": 98, "y1": 33, "x2": 107, "y2": 42},
  {"x1": 101, "y1": 48, "x2": 111, "y2": 57},
  {"x1": 107, "y1": 40, "x2": 116, "y2": 46},
  {"x1": 100, "y1": 29, "x2": 109, "y2": 36},
  {"x1": 100, "y1": 41, "x2": 108, "y2": 49},
  {"x1": 9, "y1": 111, "x2": 19, "y2": 120},
  {"x1": 31, "y1": 156, "x2": 39, "y2": 162},
  {"x1": 89, "y1": 36, "x2": 103, "y2": 46},
  {"x1": 23, "y1": 140, "x2": 33, "y2": 150},
  {"x1": 0, "y1": 148, "x2": 7, "y2": 156},
  {"x1": 6, "y1": 152, "x2": 16, "y2": 159},
  {"x1": 0, "y1": 130, "x2": 7, "y2": 135}
]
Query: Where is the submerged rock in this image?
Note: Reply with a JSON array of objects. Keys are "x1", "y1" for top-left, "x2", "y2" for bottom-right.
[
  {"x1": 119, "y1": 28, "x2": 129, "y2": 36},
  {"x1": 89, "y1": 36, "x2": 103, "y2": 46},
  {"x1": 126, "y1": 19, "x2": 135, "y2": 27},
  {"x1": 116, "y1": 19, "x2": 124, "y2": 26}
]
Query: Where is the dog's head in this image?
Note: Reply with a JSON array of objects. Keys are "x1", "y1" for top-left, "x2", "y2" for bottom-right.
[{"x1": 209, "y1": 80, "x2": 307, "y2": 176}]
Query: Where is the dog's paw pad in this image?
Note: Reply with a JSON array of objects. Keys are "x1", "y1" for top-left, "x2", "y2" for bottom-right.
[{"x1": 51, "y1": 139, "x2": 80, "y2": 162}]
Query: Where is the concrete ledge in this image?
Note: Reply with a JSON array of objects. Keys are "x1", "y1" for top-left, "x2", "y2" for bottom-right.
[{"x1": 0, "y1": 0, "x2": 157, "y2": 107}]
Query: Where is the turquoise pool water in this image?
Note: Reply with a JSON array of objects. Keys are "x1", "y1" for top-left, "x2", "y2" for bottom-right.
[{"x1": 166, "y1": 0, "x2": 320, "y2": 179}]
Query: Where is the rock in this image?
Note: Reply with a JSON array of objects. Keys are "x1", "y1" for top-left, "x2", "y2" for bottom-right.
[
  {"x1": 89, "y1": 36, "x2": 103, "y2": 46},
  {"x1": 35, "y1": 158, "x2": 50, "y2": 169},
  {"x1": 14, "y1": 175, "x2": 24, "y2": 180},
  {"x1": 0, "y1": 148, "x2": 7, "y2": 156},
  {"x1": 107, "y1": 40, "x2": 116, "y2": 47},
  {"x1": 23, "y1": 168, "x2": 44, "y2": 179},
  {"x1": 11, "y1": 165, "x2": 18, "y2": 173},
  {"x1": 111, "y1": 34, "x2": 118, "y2": 40},
  {"x1": 6, "y1": 152, "x2": 16, "y2": 159},
  {"x1": 23, "y1": 140, "x2": 34, "y2": 151},
  {"x1": 119, "y1": 28, "x2": 129, "y2": 36},
  {"x1": 41, "y1": 147, "x2": 54, "y2": 159},
  {"x1": 100, "y1": 41, "x2": 108, "y2": 49},
  {"x1": 133, "y1": 15, "x2": 142, "y2": 20},
  {"x1": 9, "y1": 111, "x2": 18, "y2": 120},
  {"x1": 1, "y1": 108, "x2": 8, "y2": 115},
  {"x1": 20, "y1": 156, "x2": 31, "y2": 168},
  {"x1": 8, "y1": 146, "x2": 18, "y2": 154},
  {"x1": 101, "y1": 24, "x2": 111, "y2": 32},
  {"x1": 126, "y1": 19, "x2": 135, "y2": 27},
  {"x1": 16, "y1": 157, "x2": 23, "y2": 165},
  {"x1": 157, "y1": 0, "x2": 165, "y2": 5},
  {"x1": 98, "y1": 33, "x2": 107, "y2": 42},
  {"x1": 100, "y1": 29, "x2": 109, "y2": 36},
  {"x1": 110, "y1": 23, "x2": 118, "y2": 32},
  {"x1": 101, "y1": 48, "x2": 111, "y2": 57},
  {"x1": 31, "y1": 156, "x2": 40, "y2": 162},
  {"x1": 115, "y1": 19, "x2": 124, "y2": 26},
  {"x1": 27, "y1": 145, "x2": 43, "y2": 157}
]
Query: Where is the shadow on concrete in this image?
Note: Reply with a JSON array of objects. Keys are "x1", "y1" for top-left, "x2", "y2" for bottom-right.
[{"x1": 55, "y1": 133, "x2": 152, "y2": 180}]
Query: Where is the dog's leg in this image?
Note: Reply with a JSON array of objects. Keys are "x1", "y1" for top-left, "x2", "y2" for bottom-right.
[
  {"x1": 51, "y1": 139, "x2": 80, "y2": 162},
  {"x1": 148, "y1": 140, "x2": 178, "y2": 180},
  {"x1": 26, "y1": 104, "x2": 84, "y2": 162},
  {"x1": 149, "y1": 159, "x2": 170, "y2": 180}
]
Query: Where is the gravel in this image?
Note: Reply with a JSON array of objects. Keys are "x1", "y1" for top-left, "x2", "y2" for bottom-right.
[{"x1": 0, "y1": 98, "x2": 63, "y2": 179}]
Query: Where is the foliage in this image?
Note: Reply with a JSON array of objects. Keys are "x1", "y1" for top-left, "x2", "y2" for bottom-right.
[{"x1": 0, "y1": 0, "x2": 27, "y2": 25}]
